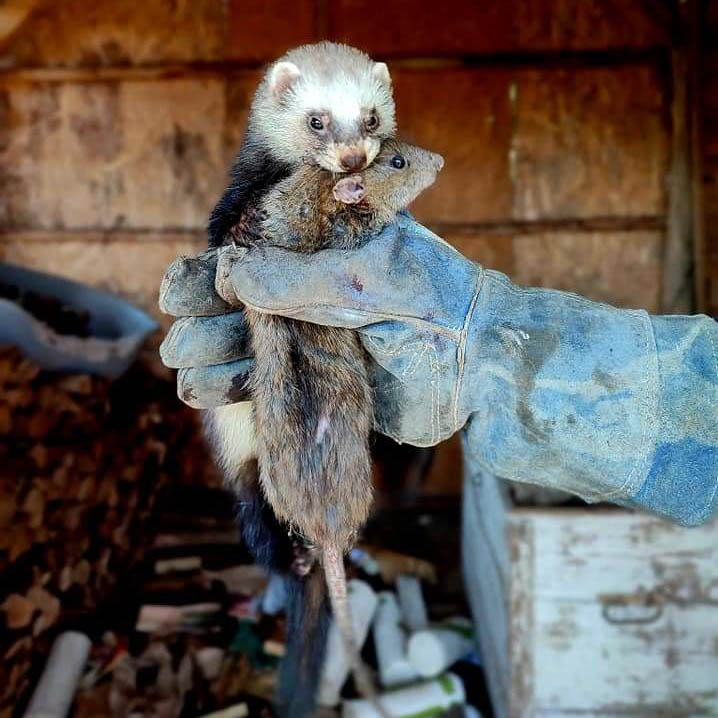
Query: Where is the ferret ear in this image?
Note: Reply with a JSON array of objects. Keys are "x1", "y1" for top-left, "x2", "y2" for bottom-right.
[
  {"x1": 333, "y1": 176, "x2": 366, "y2": 205},
  {"x1": 372, "y1": 62, "x2": 392, "y2": 88},
  {"x1": 269, "y1": 61, "x2": 302, "y2": 100}
]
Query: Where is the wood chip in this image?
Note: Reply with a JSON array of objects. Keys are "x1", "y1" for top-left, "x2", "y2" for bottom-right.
[{"x1": 2, "y1": 595, "x2": 35, "y2": 629}]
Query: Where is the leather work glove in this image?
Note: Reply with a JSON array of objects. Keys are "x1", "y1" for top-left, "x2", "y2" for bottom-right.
[{"x1": 160, "y1": 215, "x2": 718, "y2": 526}]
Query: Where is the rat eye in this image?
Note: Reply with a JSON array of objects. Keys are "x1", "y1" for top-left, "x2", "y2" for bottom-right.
[
  {"x1": 309, "y1": 116, "x2": 324, "y2": 131},
  {"x1": 391, "y1": 155, "x2": 406, "y2": 169},
  {"x1": 365, "y1": 113, "x2": 379, "y2": 131}
]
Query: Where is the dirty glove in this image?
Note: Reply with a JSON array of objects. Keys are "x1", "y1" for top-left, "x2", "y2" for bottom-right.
[
  {"x1": 159, "y1": 249, "x2": 255, "y2": 409},
  {"x1": 160, "y1": 216, "x2": 718, "y2": 526}
]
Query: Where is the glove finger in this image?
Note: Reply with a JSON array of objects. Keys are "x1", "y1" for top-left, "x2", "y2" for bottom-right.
[
  {"x1": 160, "y1": 312, "x2": 252, "y2": 369},
  {"x1": 177, "y1": 359, "x2": 254, "y2": 409},
  {"x1": 159, "y1": 248, "x2": 232, "y2": 317},
  {"x1": 215, "y1": 218, "x2": 477, "y2": 333}
]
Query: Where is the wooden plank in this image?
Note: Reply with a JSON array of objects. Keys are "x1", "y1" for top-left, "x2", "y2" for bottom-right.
[
  {"x1": 709, "y1": 0, "x2": 718, "y2": 46},
  {"x1": 393, "y1": 67, "x2": 513, "y2": 224},
  {"x1": 691, "y1": 8, "x2": 707, "y2": 314},
  {"x1": 328, "y1": 0, "x2": 513, "y2": 57},
  {"x1": 0, "y1": 78, "x2": 226, "y2": 230},
  {"x1": 462, "y1": 472, "x2": 511, "y2": 718},
  {"x1": 703, "y1": 52, "x2": 718, "y2": 315},
  {"x1": 224, "y1": 71, "x2": 264, "y2": 160},
  {"x1": 663, "y1": 47, "x2": 695, "y2": 313},
  {"x1": 1, "y1": 0, "x2": 225, "y2": 67},
  {"x1": 512, "y1": 231, "x2": 663, "y2": 311},
  {"x1": 439, "y1": 233, "x2": 515, "y2": 277},
  {"x1": 663, "y1": 0, "x2": 704, "y2": 315},
  {"x1": 530, "y1": 511, "x2": 718, "y2": 602},
  {"x1": 502, "y1": 510, "x2": 718, "y2": 715},
  {"x1": 508, "y1": 517, "x2": 535, "y2": 718},
  {"x1": 533, "y1": 599, "x2": 718, "y2": 714},
  {"x1": 515, "y1": 0, "x2": 672, "y2": 53},
  {"x1": 328, "y1": 0, "x2": 670, "y2": 57},
  {"x1": 442, "y1": 231, "x2": 664, "y2": 311},
  {"x1": 511, "y1": 64, "x2": 669, "y2": 221},
  {"x1": 0, "y1": 0, "x2": 42, "y2": 48},
  {"x1": 226, "y1": 0, "x2": 318, "y2": 62}
]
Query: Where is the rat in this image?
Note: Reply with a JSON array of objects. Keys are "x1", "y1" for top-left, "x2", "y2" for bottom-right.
[{"x1": 212, "y1": 140, "x2": 443, "y2": 713}]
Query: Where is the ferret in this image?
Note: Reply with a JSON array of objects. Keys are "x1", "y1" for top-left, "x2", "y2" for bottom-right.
[
  {"x1": 208, "y1": 42, "x2": 396, "y2": 249},
  {"x1": 204, "y1": 42, "x2": 397, "y2": 718},
  {"x1": 213, "y1": 140, "x2": 444, "y2": 711},
  {"x1": 205, "y1": 42, "x2": 396, "y2": 718}
]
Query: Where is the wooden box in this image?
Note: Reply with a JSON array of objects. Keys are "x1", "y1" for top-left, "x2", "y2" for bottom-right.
[{"x1": 462, "y1": 469, "x2": 718, "y2": 718}]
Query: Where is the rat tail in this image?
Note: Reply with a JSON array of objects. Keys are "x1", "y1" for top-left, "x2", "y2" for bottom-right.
[
  {"x1": 277, "y1": 568, "x2": 330, "y2": 718},
  {"x1": 323, "y1": 545, "x2": 389, "y2": 718}
]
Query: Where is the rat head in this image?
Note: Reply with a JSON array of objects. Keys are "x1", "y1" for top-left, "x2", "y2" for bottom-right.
[
  {"x1": 254, "y1": 42, "x2": 396, "y2": 173},
  {"x1": 332, "y1": 140, "x2": 444, "y2": 219}
]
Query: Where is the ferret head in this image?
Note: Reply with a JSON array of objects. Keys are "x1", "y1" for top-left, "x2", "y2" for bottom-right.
[
  {"x1": 252, "y1": 42, "x2": 396, "y2": 173},
  {"x1": 332, "y1": 140, "x2": 444, "y2": 220}
]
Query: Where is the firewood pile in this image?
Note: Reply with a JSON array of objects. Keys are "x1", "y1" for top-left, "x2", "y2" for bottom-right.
[{"x1": 0, "y1": 346, "x2": 219, "y2": 717}]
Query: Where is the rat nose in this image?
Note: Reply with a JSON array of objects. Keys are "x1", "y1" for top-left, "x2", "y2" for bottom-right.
[
  {"x1": 432, "y1": 153, "x2": 445, "y2": 172},
  {"x1": 341, "y1": 153, "x2": 367, "y2": 171}
]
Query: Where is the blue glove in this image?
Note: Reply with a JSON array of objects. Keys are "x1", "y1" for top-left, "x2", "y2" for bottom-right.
[{"x1": 161, "y1": 216, "x2": 718, "y2": 526}]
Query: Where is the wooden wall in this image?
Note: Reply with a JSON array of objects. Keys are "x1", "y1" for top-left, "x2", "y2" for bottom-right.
[
  {"x1": 705, "y1": 2, "x2": 718, "y2": 317},
  {"x1": 0, "y1": 1, "x2": 693, "y2": 329}
]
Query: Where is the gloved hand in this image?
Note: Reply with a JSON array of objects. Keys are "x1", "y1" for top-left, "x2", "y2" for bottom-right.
[
  {"x1": 159, "y1": 217, "x2": 477, "y2": 446},
  {"x1": 160, "y1": 215, "x2": 718, "y2": 525}
]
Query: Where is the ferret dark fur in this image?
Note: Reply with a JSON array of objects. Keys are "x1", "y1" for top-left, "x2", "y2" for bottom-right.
[
  {"x1": 218, "y1": 140, "x2": 443, "y2": 710},
  {"x1": 205, "y1": 42, "x2": 397, "y2": 718}
]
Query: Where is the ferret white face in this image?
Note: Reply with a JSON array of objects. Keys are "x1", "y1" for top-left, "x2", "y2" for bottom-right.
[{"x1": 257, "y1": 44, "x2": 396, "y2": 173}]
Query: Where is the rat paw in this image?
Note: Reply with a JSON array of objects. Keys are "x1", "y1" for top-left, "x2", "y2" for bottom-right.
[{"x1": 291, "y1": 539, "x2": 319, "y2": 577}]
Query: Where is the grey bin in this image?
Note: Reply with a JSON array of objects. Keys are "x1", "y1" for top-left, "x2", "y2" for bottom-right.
[{"x1": 0, "y1": 263, "x2": 158, "y2": 379}]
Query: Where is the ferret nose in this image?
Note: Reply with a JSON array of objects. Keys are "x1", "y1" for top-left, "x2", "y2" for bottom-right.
[
  {"x1": 341, "y1": 153, "x2": 367, "y2": 171},
  {"x1": 432, "y1": 153, "x2": 445, "y2": 171}
]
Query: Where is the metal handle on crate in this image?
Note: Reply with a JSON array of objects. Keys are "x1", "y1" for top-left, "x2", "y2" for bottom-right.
[{"x1": 599, "y1": 591, "x2": 664, "y2": 625}]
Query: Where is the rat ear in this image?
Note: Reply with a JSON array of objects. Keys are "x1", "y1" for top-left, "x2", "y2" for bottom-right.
[
  {"x1": 269, "y1": 61, "x2": 302, "y2": 99},
  {"x1": 372, "y1": 62, "x2": 391, "y2": 88},
  {"x1": 333, "y1": 175, "x2": 366, "y2": 204}
]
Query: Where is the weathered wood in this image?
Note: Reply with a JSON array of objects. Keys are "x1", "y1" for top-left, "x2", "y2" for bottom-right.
[
  {"x1": 462, "y1": 470, "x2": 511, "y2": 718},
  {"x1": 393, "y1": 67, "x2": 513, "y2": 224},
  {"x1": 0, "y1": 0, "x2": 42, "y2": 49},
  {"x1": 463, "y1": 472, "x2": 718, "y2": 717},
  {"x1": 431, "y1": 215, "x2": 665, "y2": 236},
  {"x1": 663, "y1": 43, "x2": 695, "y2": 311},
  {"x1": 442, "y1": 231, "x2": 663, "y2": 311},
  {"x1": 703, "y1": 49, "x2": 718, "y2": 316},
  {"x1": 0, "y1": 79, "x2": 226, "y2": 230},
  {"x1": 328, "y1": 0, "x2": 670, "y2": 57},
  {"x1": 511, "y1": 64, "x2": 669, "y2": 221},
  {"x1": 2, "y1": 0, "x2": 225, "y2": 67},
  {"x1": 226, "y1": 0, "x2": 318, "y2": 62}
]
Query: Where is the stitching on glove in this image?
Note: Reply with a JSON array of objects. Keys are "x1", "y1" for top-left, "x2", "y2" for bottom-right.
[
  {"x1": 707, "y1": 318, "x2": 718, "y2": 387},
  {"x1": 364, "y1": 336, "x2": 440, "y2": 444},
  {"x1": 453, "y1": 265, "x2": 484, "y2": 433},
  {"x1": 704, "y1": 322, "x2": 718, "y2": 521},
  {"x1": 599, "y1": 310, "x2": 655, "y2": 501}
]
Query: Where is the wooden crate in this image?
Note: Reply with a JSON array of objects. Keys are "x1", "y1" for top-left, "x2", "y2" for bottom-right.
[{"x1": 462, "y1": 469, "x2": 718, "y2": 718}]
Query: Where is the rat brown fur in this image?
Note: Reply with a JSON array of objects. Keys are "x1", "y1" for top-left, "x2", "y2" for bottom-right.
[{"x1": 217, "y1": 140, "x2": 443, "y2": 710}]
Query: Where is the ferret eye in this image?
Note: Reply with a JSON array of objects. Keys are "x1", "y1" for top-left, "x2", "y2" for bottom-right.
[
  {"x1": 365, "y1": 113, "x2": 379, "y2": 131},
  {"x1": 309, "y1": 116, "x2": 324, "y2": 131},
  {"x1": 391, "y1": 155, "x2": 406, "y2": 169}
]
